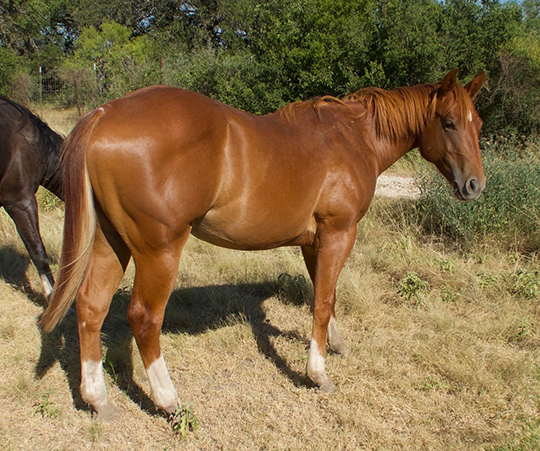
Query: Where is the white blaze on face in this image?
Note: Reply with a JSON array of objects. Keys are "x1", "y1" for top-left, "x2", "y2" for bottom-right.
[
  {"x1": 468, "y1": 110, "x2": 473, "y2": 123},
  {"x1": 146, "y1": 355, "x2": 179, "y2": 413},
  {"x1": 81, "y1": 360, "x2": 108, "y2": 408}
]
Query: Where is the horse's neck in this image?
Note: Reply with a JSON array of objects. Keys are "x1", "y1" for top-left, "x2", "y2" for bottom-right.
[
  {"x1": 343, "y1": 107, "x2": 417, "y2": 177},
  {"x1": 42, "y1": 163, "x2": 63, "y2": 199},
  {"x1": 347, "y1": 83, "x2": 435, "y2": 176},
  {"x1": 373, "y1": 136, "x2": 417, "y2": 177}
]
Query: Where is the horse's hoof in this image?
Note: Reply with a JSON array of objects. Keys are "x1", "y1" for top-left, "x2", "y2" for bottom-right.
[
  {"x1": 319, "y1": 380, "x2": 336, "y2": 394},
  {"x1": 93, "y1": 403, "x2": 120, "y2": 422},
  {"x1": 331, "y1": 343, "x2": 352, "y2": 356}
]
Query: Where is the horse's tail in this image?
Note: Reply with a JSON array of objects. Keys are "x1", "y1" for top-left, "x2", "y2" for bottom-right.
[{"x1": 40, "y1": 108, "x2": 105, "y2": 333}]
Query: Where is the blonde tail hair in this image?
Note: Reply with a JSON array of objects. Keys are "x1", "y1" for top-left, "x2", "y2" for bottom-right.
[{"x1": 40, "y1": 108, "x2": 104, "y2": 333}]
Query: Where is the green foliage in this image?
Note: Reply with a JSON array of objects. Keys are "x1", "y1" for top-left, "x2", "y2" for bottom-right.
[
  {"x1": 397, "y1": 271, "x2": 430, "y2": 305},
  {"x1": 31, "y1": 392, "x2": 61, "y2": 419},
  {"x1": 484, "y1": 29, "x2": 540, "y2": 134},
  {"x1": 373, "y1": 0, "x2": 445, "y2": 87},
  {"x1": 61, "y1": 21, "x2": 162, "y2": 108},
  {"x1": 513, "y1": 270, "x2": 540, "y2": 300},
  {"x1": 169, "y1": 404, "x2": 200, "y2": 437},
  {"x1": 0, "y1": 0, "x2": 537, "y2": 134},
  {"x1": 416, "y1": 140, "x2": 540, "y2": 251},
  {"x1": 0, "y1": 47, "x2": 26, "y2": 97}
]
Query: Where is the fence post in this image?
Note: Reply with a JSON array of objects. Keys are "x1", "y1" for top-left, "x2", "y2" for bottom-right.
[{"x1": 39, "y1": 66, "x2": 43, "y2": 117}]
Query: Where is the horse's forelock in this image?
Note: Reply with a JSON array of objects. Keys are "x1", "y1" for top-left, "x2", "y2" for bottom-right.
[{"x1": 452, "y1": 84, "x2": 476, "y2": 127}]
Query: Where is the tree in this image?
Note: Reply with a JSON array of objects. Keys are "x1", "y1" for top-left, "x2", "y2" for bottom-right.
[
  {"x1": 61, "y1": 21, "x2": 161, "y2": 107},
  {"x1": 372, "y1": 0, "x2": 445, "y2": 87}
]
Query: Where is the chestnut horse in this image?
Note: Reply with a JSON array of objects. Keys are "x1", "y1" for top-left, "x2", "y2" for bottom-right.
[{"x1": 41, "y1": 69, "x2": 485, "y2": 419}]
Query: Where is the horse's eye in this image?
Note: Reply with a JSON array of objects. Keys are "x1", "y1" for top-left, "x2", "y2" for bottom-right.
[{"x1": 443, "y1": 119, "x2": 456, "y2": 131}]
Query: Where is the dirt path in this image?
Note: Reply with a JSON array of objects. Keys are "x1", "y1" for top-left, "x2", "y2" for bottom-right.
[{"x1": 375, "y1": 173, "x2": 420, "y2": 200}]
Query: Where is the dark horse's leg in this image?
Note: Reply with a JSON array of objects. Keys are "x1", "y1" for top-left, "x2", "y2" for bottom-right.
[{"x1": 2, "y1": 195, "x2": 55, "y2": 297}]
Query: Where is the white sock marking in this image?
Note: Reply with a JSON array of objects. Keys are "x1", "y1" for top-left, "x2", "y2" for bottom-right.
[
  {"x1": 307, "y1": 338, "x2": 326, "y2": 379},
  {"x1": 327, "y1": 316, "x2": 338, "y2": 346},
  {"x1": 147, "y1": 355, "x2": 179, "y2": 413},
  {"x1": 41, "y1": 275, "x2": 53, "y2": 298},
  {"x1": 81, "y1": 360, "x2": 109, "y2": 408}
]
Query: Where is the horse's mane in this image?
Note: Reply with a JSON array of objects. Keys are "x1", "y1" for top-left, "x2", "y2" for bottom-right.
[{"x1": 281, "y1": 82, "x2": 473, "y2": 143}]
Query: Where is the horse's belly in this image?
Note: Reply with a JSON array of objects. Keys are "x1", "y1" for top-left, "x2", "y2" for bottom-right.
[{"x1": 190, "y1": 211, "x2": 317, "y2": 250}]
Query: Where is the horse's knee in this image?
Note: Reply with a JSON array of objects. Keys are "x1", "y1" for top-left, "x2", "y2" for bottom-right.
[
  {"x1": 127, "y1": 299, "x2": 164, "y2": 366},
  {"x1": 127, "y1": 297, "x2": 145, "y2": 323}
]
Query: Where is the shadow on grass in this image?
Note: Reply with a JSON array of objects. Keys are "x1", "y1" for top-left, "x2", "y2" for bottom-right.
[
  {"x1": 34, "y1": 277, "x2": 314, "y2": 417},
  {"x1": 0, "y1": 245, "x2": 47, "y2": 306}
]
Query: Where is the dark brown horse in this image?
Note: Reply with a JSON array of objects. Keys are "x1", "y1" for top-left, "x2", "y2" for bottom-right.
[
  {"x1": 41, "y1": 69, "x2": 485, "y2": 419},
  {"x1": 0, "y1": 96, "x2": 63, "y2": 297}
]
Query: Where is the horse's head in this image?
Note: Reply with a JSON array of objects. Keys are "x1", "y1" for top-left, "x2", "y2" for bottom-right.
[{"x1": 418, "y1": 69, "x2": 486, "y2": 200}]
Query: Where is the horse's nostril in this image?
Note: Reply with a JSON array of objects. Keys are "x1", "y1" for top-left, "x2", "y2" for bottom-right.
[{"x1": 469, "y1": 178, "x2": 477, "y2": 192}]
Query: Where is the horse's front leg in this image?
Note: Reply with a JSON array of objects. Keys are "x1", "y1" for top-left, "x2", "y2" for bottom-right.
[
  {"x1": 302, "y1": 246, "x2": 351, "y2": 356},
  {"x1": 304, "y1": 225, "x2": 357, "y2": 392}
]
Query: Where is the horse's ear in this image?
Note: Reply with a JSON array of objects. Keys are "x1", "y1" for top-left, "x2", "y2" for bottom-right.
[
  {"x1": 464, "y1": 72, "x2": 485, "y2": 100},
  {"x1": 437, "y1": 69, "x2": 459, "y2": 99}
]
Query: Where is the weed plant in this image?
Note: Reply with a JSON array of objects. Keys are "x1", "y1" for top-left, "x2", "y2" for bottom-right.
[{"x1": 36, "y1": 187, "x2": 63, "y2": 212}]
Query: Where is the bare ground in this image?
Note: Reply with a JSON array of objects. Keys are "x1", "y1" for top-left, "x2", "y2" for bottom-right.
[{"x1": 375, "y1": 174, "x2": 420, "y2": 200}]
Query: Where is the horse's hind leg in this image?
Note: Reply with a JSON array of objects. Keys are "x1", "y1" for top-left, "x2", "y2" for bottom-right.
[
  {"x1": 3, "y1": 196, "x2": 54, "y2": 297},
  {"x1": 127, "y1": 230, "x2": 190, "y2": 415},
  {"x1": 77, "y1": 218, "x2": 131, "y2": 420}
]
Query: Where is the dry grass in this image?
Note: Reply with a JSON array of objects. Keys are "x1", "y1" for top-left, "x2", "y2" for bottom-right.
[{"x1": 0, "y1": 195, "x2": 539, "y2": 450}]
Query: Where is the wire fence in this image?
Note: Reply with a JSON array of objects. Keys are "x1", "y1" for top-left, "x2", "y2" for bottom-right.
[{"x1": 8, "y1": 65, "x2": 103, "y2": 119}]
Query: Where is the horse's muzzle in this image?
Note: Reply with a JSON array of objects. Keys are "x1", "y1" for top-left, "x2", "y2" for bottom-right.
[{"x1": 454, "y1": 177, "x2": 485, "y2": 201}]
